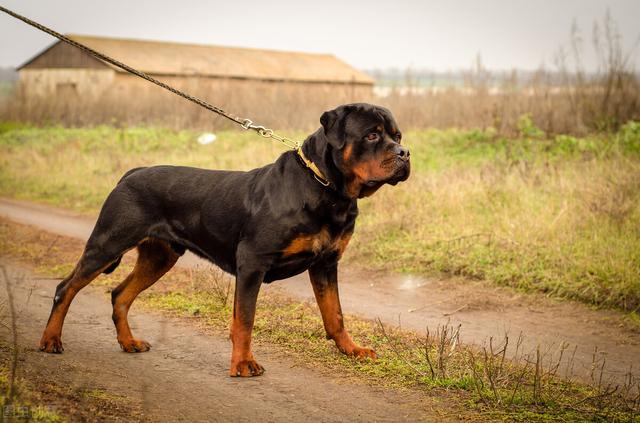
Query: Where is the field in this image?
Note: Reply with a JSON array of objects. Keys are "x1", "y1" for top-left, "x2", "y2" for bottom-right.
[
  {"x1": 1, "y1": 120, "x2": 639, "y2": 312},
  {"x1": 3, "y1": 7, "x2": 640, "y2": 421}
]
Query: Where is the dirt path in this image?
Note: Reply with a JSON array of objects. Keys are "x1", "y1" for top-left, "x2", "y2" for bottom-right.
[
  {"x1": 1, "y1": 197, "x2": 638, "y2": 385},
  {"x1": 0, "y1": 261, "x2": 443, "y2": 422}
]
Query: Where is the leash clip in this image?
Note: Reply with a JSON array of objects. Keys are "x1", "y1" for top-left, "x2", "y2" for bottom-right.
[
  {"x1": 241, "y1": 119, "x2": 276, "y2": 139},
  {"x1": 240, "y1": 118, "x2": 300, "y2": 150}
]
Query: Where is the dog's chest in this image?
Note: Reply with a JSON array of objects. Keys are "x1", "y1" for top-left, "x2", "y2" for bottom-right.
[{"x1": 281, "y1": 226, "x2": 352, "y2": 260}]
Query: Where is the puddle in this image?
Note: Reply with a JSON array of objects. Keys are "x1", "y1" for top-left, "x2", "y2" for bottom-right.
[{"x1": 397, "y1": 275, "x2": 428, "y2": 290}]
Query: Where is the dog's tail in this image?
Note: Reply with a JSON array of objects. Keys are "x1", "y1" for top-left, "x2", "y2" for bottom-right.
[{"x1": 100, "y1": 167, "x2": 146, "y2": 275}]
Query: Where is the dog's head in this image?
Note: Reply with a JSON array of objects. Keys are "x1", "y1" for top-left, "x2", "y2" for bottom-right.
[{"x1": 307, "y1": 103, "x2": 410, "y2": 199}]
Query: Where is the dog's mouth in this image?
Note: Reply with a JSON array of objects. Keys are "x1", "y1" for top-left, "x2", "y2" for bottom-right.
[
  {"x1": 388, "y1": 164, "x2": 410, "y2": 185},
  {"x1": 366, "y1": 158, "x2": 410, "y2": 187}
]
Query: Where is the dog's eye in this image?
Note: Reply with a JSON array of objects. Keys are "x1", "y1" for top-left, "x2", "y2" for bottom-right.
[
  {"x1": 365, "y1": 133, "x2": 379, "y2": 142},
  {"x1": 394, "y1": 133, "x2": 402, "y2": 142}
]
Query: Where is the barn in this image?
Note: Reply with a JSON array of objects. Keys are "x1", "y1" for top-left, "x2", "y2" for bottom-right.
[{"x1": 16, "y1": 35, "x2": 374, "y2": 128}]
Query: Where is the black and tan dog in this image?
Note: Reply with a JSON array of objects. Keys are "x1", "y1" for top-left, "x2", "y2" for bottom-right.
[{"x1": 40, "y1": 103, "x2": 410, "y2": 377}]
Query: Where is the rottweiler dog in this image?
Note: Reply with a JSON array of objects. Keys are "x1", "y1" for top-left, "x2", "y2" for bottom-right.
[{"x1": 39, "y1": 103, "x2": 410, "y2": 377}]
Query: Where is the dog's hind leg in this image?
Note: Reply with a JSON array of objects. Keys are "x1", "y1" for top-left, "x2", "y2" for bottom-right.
[
  {"x1": 111, "y1": 239, "x2": 179, "y2": 352},
  {"x1": 39, "y1": 253, "x2": 119, "y2": 353},
  {"x1": 40, "y1": 184, "x2": 156, "y2": 353}
]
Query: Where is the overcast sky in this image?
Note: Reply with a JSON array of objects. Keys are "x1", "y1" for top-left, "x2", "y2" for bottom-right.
[{"x1": 1, "y1": 0, "x2": 638, "y2": 72}]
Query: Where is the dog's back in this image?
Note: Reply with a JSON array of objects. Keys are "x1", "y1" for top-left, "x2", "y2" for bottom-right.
[{"x1": 91, "y1": 164, "x2": 270, "y2": 274}]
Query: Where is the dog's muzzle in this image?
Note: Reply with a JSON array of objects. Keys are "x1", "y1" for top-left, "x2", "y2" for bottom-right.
[{"x1": 390, "y1": 146, "x2": 411, "y2": 184}]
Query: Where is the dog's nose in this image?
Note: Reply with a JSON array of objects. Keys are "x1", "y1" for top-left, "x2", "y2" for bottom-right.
[{"x1": 396, "y1": 145, "x2": 410, "y2": 161}]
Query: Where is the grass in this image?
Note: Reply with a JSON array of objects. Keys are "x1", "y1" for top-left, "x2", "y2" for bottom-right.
[
  {"x1": 0, "y1": 345, "x2": 72, "y2": 422},
  {"x1": 0, "y1": 353, "x2": 140, "y2": 423},
  {"x1": 355, "y1": 122, "x2": 640, "y2": 311},
  {"x1": 1, "y1": 219, "x2": 639, "y2": 421},
  {"x1": 1, "y1": 122, "x2": 639, "y2": 311},
  {"x1": 1, "y1": 393, "x2": 58, "y2": 422}
]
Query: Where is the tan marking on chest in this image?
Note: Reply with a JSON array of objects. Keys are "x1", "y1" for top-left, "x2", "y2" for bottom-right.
[{"x1": 282, "y1": 227, "x2": 352, "y2": 258}]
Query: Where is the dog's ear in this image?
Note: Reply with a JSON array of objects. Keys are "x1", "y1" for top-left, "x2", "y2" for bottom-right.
[
  {"x1": 320, "y1": 109, "x2": 339, "y2": 133},
  {"x1": 320, "y1": 105, "x2": 353, "y2": 149}
]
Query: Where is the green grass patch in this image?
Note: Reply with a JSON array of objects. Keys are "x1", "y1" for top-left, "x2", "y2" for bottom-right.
[
  {"x1": 0, "y1": 353, "x2": 65, "y2": 422},
  {"x1": 1, "y1": 123, "x2": 639, "y2": 312}
]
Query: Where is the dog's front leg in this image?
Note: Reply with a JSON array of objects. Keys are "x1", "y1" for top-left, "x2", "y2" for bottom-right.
[
  {"x1": 308, "y1": 262, "x2": 377, "y2": 359},
  {"x1": 229, "y1": 266, "x2": 265, "y2": 377}
]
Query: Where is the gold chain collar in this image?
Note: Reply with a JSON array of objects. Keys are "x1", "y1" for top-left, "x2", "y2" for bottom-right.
[{"x1": 296, "y1": 148, "x2": 330, "y2": 187}]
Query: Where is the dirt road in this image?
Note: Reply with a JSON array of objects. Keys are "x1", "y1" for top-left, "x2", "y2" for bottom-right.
[
  {"x1": 0, "y1": 261, "x2": 442, "y2": 422},
  {"x1": 1, "y1": 197, "x2": 638, "y2": 385}
]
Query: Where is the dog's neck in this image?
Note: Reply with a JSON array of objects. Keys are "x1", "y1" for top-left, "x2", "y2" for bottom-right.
[{"x1": 300, "y1": 129, "x2": 351, "y2": 199}]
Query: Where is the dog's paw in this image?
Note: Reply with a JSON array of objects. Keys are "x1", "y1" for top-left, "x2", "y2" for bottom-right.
[
  {"x1": 229, "y1": 359, "x2": 265, "y2": 377},
  {"x1": 40, "y1": 335, "x2": 64, "y2": 353},
  {"x1": 346, "y1": 345, "x2": 377, "y2": 360},
  {"x1": 118, "y1": 338, "x2": 151, "y2": 353}
]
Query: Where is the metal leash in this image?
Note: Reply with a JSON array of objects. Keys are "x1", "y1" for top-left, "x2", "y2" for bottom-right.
[{"x1": 0, "y1": 5, "x2": 300, "y2": 150}]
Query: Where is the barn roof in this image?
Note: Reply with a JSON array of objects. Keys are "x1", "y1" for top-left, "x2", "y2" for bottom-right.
[{"x1": 20, "y1": 35, "x2": 374, "y2": 85}]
